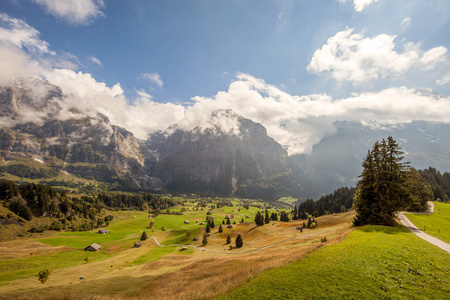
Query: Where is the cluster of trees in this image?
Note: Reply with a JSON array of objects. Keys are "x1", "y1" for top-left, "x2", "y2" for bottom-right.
[
  {"x1": 353, "y1": 137, "x2": 432, "y2": 226},
  {"x1": 418, "y1": 167, "x2": 450, "y2": 202},
  {"x1": 96, "y1": 192, "x2": 178, "y2": 211},
  {"x1": 295, "y1": 187, "x2": 355, "y2": 218},
  {"x1": 254, "y1": 209, "x2": 291, "y2": 226},
  {"x1": 0, "y1": 180, "x2": 179, "y2": 234}
]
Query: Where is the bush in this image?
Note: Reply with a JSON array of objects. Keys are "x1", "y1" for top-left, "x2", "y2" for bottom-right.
[{"x1": 38, "y1": 269, "x2": 51, "y2": 283}]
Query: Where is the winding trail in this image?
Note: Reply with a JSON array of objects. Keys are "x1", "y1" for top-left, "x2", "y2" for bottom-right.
[
  {"x1": 149, "y1": 227, "x2": 340, "y2": 255},
  {"x1": 398, "y1": 202, "x2": 450, "y2": 254}
]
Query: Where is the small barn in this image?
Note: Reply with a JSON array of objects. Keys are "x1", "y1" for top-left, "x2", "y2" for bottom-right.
[
  {"x1": 84, "y1": 243, "x2": 101, "y2": 252},
  {"x1": 227, "y1": 225, "x2": 233, "y2": 229},
  {"x1": 180, "y1": 246, "x2": 188, "y2": 251},
  {"x1": 134, "y1": 242, "x2": 142, "y2": 248},
  {"x1": 184, "y1": 220, "x2": 190, "y2": 224},
  {"x1": 98, "y1": 229, "x2": 109, "y2": 234},
  {"x1": 193, "y1": 236, "x2": 198, "y2": 241},
  {"x1": 296, "y1": 226, "x2": 303, "y2": 230}
]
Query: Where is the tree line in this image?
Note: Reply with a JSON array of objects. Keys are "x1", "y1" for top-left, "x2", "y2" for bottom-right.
[{"x1": 0, "y1": 180, "x2": 178, "y2": 232}]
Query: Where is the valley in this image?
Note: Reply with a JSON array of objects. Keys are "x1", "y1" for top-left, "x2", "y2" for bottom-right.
[{"x1": 0, "y1": 200, "x2": 355, "y2": 299}]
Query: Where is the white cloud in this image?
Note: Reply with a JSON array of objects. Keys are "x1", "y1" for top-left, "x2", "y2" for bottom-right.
[
  {"x1": 339, "y1": 0, "x2": 379, "y2": 12},
  {"x1": 437, "y1": 74, "x2": 450, "y2": 86},
  {"x1": 1, "y1": 14, "x2": 449, "y2": 157},
  {"x1": 32, "y1": 0, "x2": 105, "y2": 25},
  {"x1": 139, "y1": 73, "x2": 164, "y2": 88},
  {"x1": 307, "y1": 28, "x2": 448, "y2": 85},
  {"x1": 401, "y1": 17, "x2": 412, "y2": 30},
  {"x1": 420, "y1": 46, "x2": 447, "y2": 70},
  {"x1": 189, "y1": 74, "x2": 450, "y2": 154},
  {"x1": 0, "y1": 13, "x2": 54, "y2": 55},
  {"x1": 89, "y1": 55, "x2": 102, "y2": 67}
]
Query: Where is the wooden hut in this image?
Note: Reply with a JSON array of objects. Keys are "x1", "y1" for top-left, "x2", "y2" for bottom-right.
[{"x1": 84, "y1": 243, "x2": 101, "y2": 252}]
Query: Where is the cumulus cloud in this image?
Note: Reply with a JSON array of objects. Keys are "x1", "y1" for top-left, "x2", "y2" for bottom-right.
[
  {"x1": 307, "y1": 28, "x2": 448, "y2": 85},
  {"x1": 139, "y1": 73, "x2": 164, "y2": 88},
  {"x1": 189, "y1": 74, "x2": 450, "y2": 154},
  {"x1": 339, "y1": 0, "x2": 379, "y2": 12},
  {"x1": 32, "y1": 0, "x2": 105, "y2": 25},
  {"x1": 1, "y1": 13, "x2": 449, "y2": 156}
]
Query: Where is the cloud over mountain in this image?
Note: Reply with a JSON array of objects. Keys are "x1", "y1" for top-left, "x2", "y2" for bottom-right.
[{"x1": 1, "y1": 12, "x2": 450, "y2": 157}]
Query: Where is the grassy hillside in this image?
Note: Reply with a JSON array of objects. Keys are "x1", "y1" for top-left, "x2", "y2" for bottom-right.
[
  {"x1": 0, "y1": 204, "x2": 355, "y2": 299},
  {"x1": 404, "y1": 201, "x2": 450, "y2": 244},
  {"x1": 219, "y1": 225, "x2": 450, "y2": 299}
]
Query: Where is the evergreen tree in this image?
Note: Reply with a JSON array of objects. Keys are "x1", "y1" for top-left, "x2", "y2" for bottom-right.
[
  {"x1": 254, "y1": 211, "x2": 264, "y2": 226},
  {"x1": 264, "y1": 210, "x2": 270, "y2": 224},
  {"x1": 202, "y1": 234, "x2": 208, "y2": 245},
  {"x1": 300, "y1": 210, "x2": 307, "y2": 220},
  {"x1": 226, "y1": 234, "x2": 231, "y2": 244},
  {"x1": 206, "y1": 221, "x2": 211, "y2": 233},
  {"x1": 405, "y1": 168, "x2": 433, "y2": 211},
  {"x1": 226, "y1": 218, "x2": 231, "y2": 225},
  {"x1": 353, "y1": 137, "x2": 410, "y2": 226},
  {"x1": 210, "y1": 219, "x2": 215, "y2": 228},
  {"x1": 318, "y1": 203, "x2": 325, "y2": 216},
  {"x1": 235, "y1": 234, "x2": 243, "y2": 248},
  {"x1": 218, "y1": 224, "x2": 223, "y2": 233},
  {"x1": 292, "y1": 206, "x2": 298, "y2": 220},
  {"x1": 140, "y1": 231, "x2": 148, "y2": 241}
]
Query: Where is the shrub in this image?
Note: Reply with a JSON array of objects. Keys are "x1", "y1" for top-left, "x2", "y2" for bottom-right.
[{"x1": 38, "y1": 269, "x2": 51, "y2": 283}]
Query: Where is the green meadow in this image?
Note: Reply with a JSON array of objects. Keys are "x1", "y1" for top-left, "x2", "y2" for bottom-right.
[
  {"x1": 405, "y1": 202, "x2": 450, "y2": 244},
  {"x1": 220, "y1": 225, "x2": 450, "y2": 300}
]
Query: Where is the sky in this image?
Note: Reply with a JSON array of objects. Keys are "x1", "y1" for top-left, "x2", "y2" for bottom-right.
[{"x1": 0, "y1": 0, "x2": 449, "y2": 155}]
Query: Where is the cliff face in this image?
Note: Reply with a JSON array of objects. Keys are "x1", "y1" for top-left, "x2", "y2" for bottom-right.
[
  {"x1": 147, "y1": 110, "x2": 308, "y2": 200},
  {"x1": 0, "y1": 78, "x2": 162, "y2": 191}
]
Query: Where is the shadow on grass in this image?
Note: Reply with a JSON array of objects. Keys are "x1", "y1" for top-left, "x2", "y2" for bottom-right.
[{"x1": 357, "y1": 225, "x2": 408, "y2": 235}]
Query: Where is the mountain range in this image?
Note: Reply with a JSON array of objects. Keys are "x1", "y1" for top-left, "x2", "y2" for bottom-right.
[{"x1": 1, "y1": 77, "x2": 449, "y2": 200}]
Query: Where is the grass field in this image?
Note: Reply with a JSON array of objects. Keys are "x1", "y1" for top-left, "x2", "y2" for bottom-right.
[
  {"x1": 3, "y1": 200, "x2": 448, "y2": 300},
  {"x1": 219, "y1": 225, "x2": 450, "y2": 300},
  {"x1": 0, "y1": 204, "x2": 355, "y2": 299},
  {"x1": 404, "y1": 201, "x2": 450, "y2": 244}
]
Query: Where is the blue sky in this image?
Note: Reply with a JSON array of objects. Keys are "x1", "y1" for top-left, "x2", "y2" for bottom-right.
[{"x1": 1, "y1": 0, "x2": 450, "y2": 154}]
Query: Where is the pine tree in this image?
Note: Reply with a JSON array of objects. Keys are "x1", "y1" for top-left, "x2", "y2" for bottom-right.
[
  {"x1": 202, "y1": 234, "x2": 208, "y2": 245},
  {"x1": 218, "y1": 224, "x2": 223, "y2": 233},
  {"x1": 226, "y1": 234, "x2": 231, "y2": 244},
  {"x1": 140, "y1": 231, "x2": 148, "y2": 241},
  {"x1": 292, "y1": 206, "x2": 298, "y2": 220},
  {"x1": 206, "y1": 221, "x2": 211, "y2": 233},
  {"x1": 353, "y1": 137, "x2": 409, "y2": 226},
  {"x1": 254, "y1": 211, "x2": 264, "y2": 226},
  {"x1": 264, "y1": 210, "x2": 270, "y2": 224},
  {"x1": 235, "y1": 234, "x2": 243, "y2": 248},
  {"x1": 210, "y1": 219, "x2": 215, "y2": 228}
]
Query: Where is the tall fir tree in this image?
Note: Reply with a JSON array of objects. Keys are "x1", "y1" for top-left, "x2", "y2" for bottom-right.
[
  {"x1": 353, "y1": 137, "x2": 409, "y2": 226},
  {"x1": 235, "y1": 234, "x2": 243, "y2": 248},
  {"x1": 264, "y1": 210, "x2": 270, "y2": 224}
]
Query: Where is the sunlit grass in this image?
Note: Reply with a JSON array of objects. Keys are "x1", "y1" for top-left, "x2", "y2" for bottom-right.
[
  {"x1": 405, "y1": 201, "x2": 450, "y2": 244},
  {"x1": 219, "y1": 225, "x2": 450, "y2": 299}
]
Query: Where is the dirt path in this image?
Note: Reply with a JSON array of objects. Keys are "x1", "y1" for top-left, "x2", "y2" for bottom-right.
[
  {"x1": 149, "y1": 227, "x2": 340, "y2": 255},
  {"x1": 398, "y1": 202, "x2": 450, "y2": 254}
]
